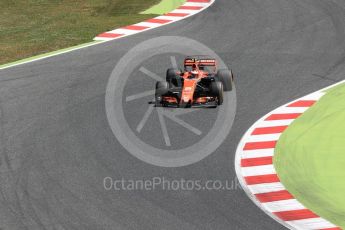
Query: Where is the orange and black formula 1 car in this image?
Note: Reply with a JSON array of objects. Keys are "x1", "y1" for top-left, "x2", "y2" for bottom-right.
[{"x1": 155, "y1": 56, "x2": 234, "y2": 108}]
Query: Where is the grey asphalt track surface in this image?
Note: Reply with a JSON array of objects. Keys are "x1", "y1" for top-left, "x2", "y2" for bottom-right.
[{"x1": 1, "y1": 0, "x2": 345, "y2": 229}]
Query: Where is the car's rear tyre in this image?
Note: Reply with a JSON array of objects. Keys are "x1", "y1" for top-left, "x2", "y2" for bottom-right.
[
  {"x1": 155, "y1": 81, "x2": 169, "y2": 106},
  {"x1": 210, "y1": 81, "x2": 224, "y2": 105},
  {"x1": 166, "y1": 68, "x2": 182, "y2": 88},
  {"x1": 216, "y1": 69, "x2": 233, "y2": 91}
]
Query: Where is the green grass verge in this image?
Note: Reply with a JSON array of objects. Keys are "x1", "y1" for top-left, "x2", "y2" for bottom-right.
[
  {"x1": 141, "y1": 0, "x2": 186, "y2": 14},
  {"x1": 0, "y1": 0, "x2": 161, "y2": 65},
  {"x1": 0, "y1": 41, "x2": 102, "y2": 69},
  {"x1": 274, "y1": 83, "x2": 345, "y2": 228}
]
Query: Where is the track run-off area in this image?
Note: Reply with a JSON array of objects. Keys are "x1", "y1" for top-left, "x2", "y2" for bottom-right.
[
  {"x1": 236, "y1": 80, "x2": 345, "y2": 229},
  {"x1": 275, "y1": 82, "x2": 345, "y2": 229}
]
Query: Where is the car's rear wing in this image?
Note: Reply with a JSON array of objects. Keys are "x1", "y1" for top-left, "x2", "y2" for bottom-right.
[
  {"x1": 184, "y1": 57, "x2": 217, "y2": 66},
  {"x1": 184, "y1": 57, "x2": 217, "y2": 72}
]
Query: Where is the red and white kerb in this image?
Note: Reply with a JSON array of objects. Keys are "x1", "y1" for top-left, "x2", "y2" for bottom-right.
[
  {"x1": 94, "y1": 0, "x2": 215, "y2": 41},
  {"x1": 235, "y1": 91, "x2": 342, "y2": 230}
]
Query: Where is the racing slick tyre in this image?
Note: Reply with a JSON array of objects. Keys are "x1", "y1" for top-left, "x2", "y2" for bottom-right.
[
  {"x1": 216, "y1": 69, "x2": 233, "y2": 91},
  {"x1": 166, "y1": 68, "x2": 182, "y2": 88},
  {"x1": 155, "y1": 81, "x2": 169, "y2": 107},
  {"x1": 210, "y1": 81, "x2": 224, "y2": 105}
]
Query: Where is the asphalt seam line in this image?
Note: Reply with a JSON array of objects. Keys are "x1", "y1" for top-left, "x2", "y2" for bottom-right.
[{"x1": 235, "y1": 80, "x2": 345, "y2": 230}]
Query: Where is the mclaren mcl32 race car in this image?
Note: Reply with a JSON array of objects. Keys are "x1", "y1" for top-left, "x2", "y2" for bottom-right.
[{"x1": 155, "y1": 56, "x2": 234, "y2": 108}]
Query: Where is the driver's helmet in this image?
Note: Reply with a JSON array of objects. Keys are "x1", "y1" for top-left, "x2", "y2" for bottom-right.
[{"x1": 191, "y1": 63, "x2": 199, "y2": 75}]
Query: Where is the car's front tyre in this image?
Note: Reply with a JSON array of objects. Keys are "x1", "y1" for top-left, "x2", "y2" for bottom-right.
[
  {"x1": 155, "y1": 81, "x2": 169, "y2": 107},
  {"x1": 210, "y1": 81, "x2": 224, "y2": 105}
]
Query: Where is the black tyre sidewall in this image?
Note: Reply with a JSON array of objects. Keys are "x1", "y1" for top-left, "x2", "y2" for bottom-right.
[
  {"x1": 210, "y1": 81, "x2": 223, "y2": 105},
  {"x1": 155, "y1": 81, "x2": 169, "y2": 96},
  {"x1": 166, "y1": 68, "x2": 182, "y2": 87},
  {"x1": 217, "y1": 69, "x2": 233, "y2": 91}
]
